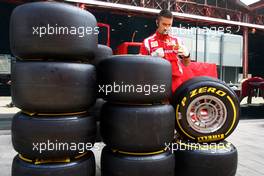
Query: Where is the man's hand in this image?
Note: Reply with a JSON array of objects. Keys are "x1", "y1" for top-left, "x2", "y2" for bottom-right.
[
  {"x1": 177, "y1": 44, "x2": 191, "y2": 66},
  {"x1": 182, "y1": 56, "x2": 191, "y2": 66},
  {"x1": 151, "y1": 48, "x2": 165, "y2": 58},
  {"x1": 177, "y1": 44, "x2": 189, "y2": 58}
]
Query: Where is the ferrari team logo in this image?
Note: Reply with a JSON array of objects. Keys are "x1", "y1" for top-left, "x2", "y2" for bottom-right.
[{"x1": 150, "y1": 41, "x2": 159, "y2": 47}]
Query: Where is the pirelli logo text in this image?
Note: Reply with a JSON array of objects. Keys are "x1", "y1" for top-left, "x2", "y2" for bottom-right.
[
  {"x1": 181, "y1": 87, "x2": 227, "y2": 107},
  {"x1": 198, "y1": 134, "x2": 225, "y2": 142}
]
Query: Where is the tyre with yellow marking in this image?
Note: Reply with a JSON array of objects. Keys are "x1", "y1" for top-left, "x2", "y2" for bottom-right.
[
  {"x1": 100, "y1": 103, "x2": 175, "y2": 152},
  {"x1": 174, "y1": 140, "x2": 237, "y2": 176},
  {"x1": 12, "y1": 152, "x2": 95, "y2": 176},
  {"x1": 173, "y1": 77, "x2": 240, "y2": 142},
  {"x1": 12, "y1": 112, "x2": 96, "y2": 159},
  {"x1": 101, "y1": 147, "x2": 175, "y2": 176}
]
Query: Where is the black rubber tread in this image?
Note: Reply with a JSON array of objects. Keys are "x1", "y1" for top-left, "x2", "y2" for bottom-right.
[
  {"x1": 97, "y1": 55, "x2": 172, "y2": 103},
  {"x1": 10, "y1": 2, "x2": 98, "y2": 61},
  {"x1": 12, "y1": 152, "x2": 95, "y2": 176},
  {"x1": 100, "y1": 103, "x2": 175, "y2": 152},
  {"x1": 12, "y1": 112, "x2": 96, "y2": 159},
  {"x1": 101, "y1": 147, "x2": 175, "y2": 176},
  {"x1": 12, "y1": 61, "x2": 97, "y2": 113},
  {"x1": 174, "y1": 140, "x2": 238, "y2": 176}
]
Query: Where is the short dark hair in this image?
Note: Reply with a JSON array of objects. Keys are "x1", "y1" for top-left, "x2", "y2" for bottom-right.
[{"x1": 158, "y1": 9, "x2": 173, "y2": 19}]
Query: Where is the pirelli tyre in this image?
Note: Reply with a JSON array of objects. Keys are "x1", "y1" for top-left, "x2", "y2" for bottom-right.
[
  {"x1": 174, "y1": 140, "x2": 238, "y2": 176},
  {"x1": 97, "y1": 55, "x2": 172, "y2": 103},
  {"x1": 173, "y1": 77, "x2": 240, "y2": 142},
  {"x1": 91, "y1": 45, "x2": 113, "y2": 66},
  {"x1": 12, "y1": 152, "x2": 95, "y2": 176},
  {"x1": 101, "y1": 147, "x2": 175, "y2": 176},
  {"x1": 12, "y1": 61, "x2": 96, "y2": 113},
  {"x1": 100, "y1": 103, "x2": 175, "y2": 152},
  {"x1": 10, "y1": 2, "x2": 98, "y2": 61},
  {"x1": 12, "y1": 112, "x2": 96, "y2": 159}
]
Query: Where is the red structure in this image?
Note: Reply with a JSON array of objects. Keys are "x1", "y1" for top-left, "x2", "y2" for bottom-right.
[
  {"x1": 241, "y1": 77, "x2": 264, "y2": 103},
  {"x1": 115, "y1": 42, "x2": 142, "y2": 54},
  {"x1": 98, "y1": 23, "x2": 111, "y2": 47},
  {"x1": 249, "y1": 0, "x2": 264, "y2": 24}
]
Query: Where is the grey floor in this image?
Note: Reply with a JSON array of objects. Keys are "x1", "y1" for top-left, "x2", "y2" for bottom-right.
[{"x1": 1, "y1": 97, "x2": 264, "y2": 176}]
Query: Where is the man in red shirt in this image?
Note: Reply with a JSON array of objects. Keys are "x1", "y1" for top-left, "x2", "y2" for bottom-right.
[{"x1": 140, "y1": 9, "x2": 191, "y2": 93}]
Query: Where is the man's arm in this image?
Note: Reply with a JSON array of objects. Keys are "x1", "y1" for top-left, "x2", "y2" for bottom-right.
[
  {"x1": 140, "y1": 40, "x2": 165, "y2": 57},
  {"x1": 139, "y1": 42, "x2": 149, "y2": 55}
]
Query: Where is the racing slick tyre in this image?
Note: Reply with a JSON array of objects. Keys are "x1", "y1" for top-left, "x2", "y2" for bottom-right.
[
  {"x1": 91, "y1": 45, "x2": 113, "y2": 66},
  {"x1": 10, "y1": 1, "x2": 98, "y2": 61},
  {"x1": 173, "y1": 77, "x2": 240, "y2": 142},
  {"x1": 97, "y1": 55, "x2": 172, "y2": 103},
  {"x1": 174, "y1": 140, "x2": 237, "y2": 176},
  {"x1": 100, "y1": 103, "x2": 175, "y2": 152},
  {"x1": 101, "y1": 147, "x2": 175, "y2": 176},
  {"x1": 12, "y1": 112, "x2": 96, "y2": 159},
  {"x1": 12, "y1": 152, "x2": 95, "y2": 176},
  {"x1": 12, "y1": 61, "x2": 97, "y2": 113}
]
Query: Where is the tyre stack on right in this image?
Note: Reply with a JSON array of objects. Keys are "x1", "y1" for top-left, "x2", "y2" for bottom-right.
[
  {"x1": 10, "y1": 2, "x2": 98, "y2": 176},
  {"x1": 172, "y1": 76, "x2": 240, "y2": 176},
  {"x1": 97, "y1": 55, "x2": 176, "y2": 176}
]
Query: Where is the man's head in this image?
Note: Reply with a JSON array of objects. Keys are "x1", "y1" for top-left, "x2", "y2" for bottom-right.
[{"x1": 156, "y1": 9, "x2": 173, "y2": 35}]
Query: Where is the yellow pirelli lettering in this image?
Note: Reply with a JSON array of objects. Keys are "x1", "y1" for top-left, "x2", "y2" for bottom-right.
[
  {"x1": 207, "y1": 87, "x2": 216, "y2": 93},
  {"x1": 216, "y1": 90, "x2": 226, "y2": 97},
  {"x1": 181, "y1": 97, "x2": 187, "y2": 107},
  {"x1": 190, "y1": 89, "x2": 198, "y2": 98},
  {"x1": 198, "y1": 87, "x2": 207, "y2": 94},
  {"x1": 189, "y1": 87, "x2": 227, "y2": 98},
  {"x1": 198, "y1": 134, "x2": 225, "y2": 142}
]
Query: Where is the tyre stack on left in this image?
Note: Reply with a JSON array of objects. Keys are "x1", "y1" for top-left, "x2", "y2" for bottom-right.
[{"x1": 9, "y1": 2, "x2": 98, "y2": 176}]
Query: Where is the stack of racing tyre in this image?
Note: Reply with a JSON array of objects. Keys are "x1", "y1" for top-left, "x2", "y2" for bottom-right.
[
  {"x1": 10, "y1": 2, "x2": 99, "y2": 176},
  {"x1": 97, "y1": 55, "x2": 176, "y2": 176},
  {"x1": 172, "y1": 76, "x2": 240, "y2": 176}
]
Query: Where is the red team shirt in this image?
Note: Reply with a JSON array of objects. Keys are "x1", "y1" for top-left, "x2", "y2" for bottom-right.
[{"x1": 140, "y1": 31, "x2": 187, "y2": 92}]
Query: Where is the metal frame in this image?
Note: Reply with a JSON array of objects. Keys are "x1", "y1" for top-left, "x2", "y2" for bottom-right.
[
  {"x1": 67, "y1": 0, "x2": 264, "y2": 30},
  {"x1": 93, "y1": 0, "x2": 264, "y2": 25}
]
